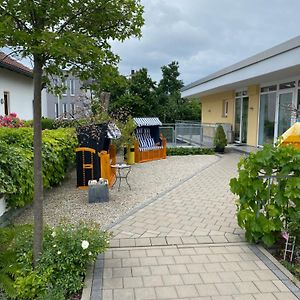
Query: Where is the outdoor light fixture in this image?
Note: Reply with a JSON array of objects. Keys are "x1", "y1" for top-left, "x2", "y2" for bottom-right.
[{"x1": 0, "y1": 98, "x2": 3, "y2": 105}]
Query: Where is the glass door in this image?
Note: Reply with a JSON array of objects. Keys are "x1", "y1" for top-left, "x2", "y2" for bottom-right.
[
  {"x1": 234, "y1": 95, "x2": 248, "y2": 143},
  {"x1": 275, "y1": 91, "x2": 294, "y2": 139},
  {"x1": 234, "y1": 98, "x2": 241, "y2": 142}
]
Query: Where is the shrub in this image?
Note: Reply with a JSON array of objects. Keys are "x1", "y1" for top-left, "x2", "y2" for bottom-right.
[
  {"x1": 41, "y1": 117, "x2": 55, "y2": 130},
  {"x1": 167, "y1": 147, "x2": 214, "y2": 156},
  {"x1": 0, "y1": 127, "x2": 77, "y2": 208},
  {"x1": 213, "y1": 125, "x2": 227, "y2": 153},
  {"x1": 0, "y1": 222, "x2": 110, "y2": 299},
  {"x1": 0, "y1": 113, "x2": 24, "y2": 128},
  {"x1": 230, "y1": 144, "x2": 300, "y2": 246}
]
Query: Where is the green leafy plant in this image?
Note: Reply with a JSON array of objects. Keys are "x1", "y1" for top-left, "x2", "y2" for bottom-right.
[
  {"x1": 213, "y1": 125, "x2": 227, "y2": 153},
  {"x1": 167, "y1": 147, "x2": 214, "y2": 156},
  {"x1": 0, "y1": 222, "x2": 110, "y2": 299},
  {"x1": 230, "y1": 144, "x2": 300, "y2": 246},
  {"x1": 0, "y1": 128, "x2": 76, "y2": 209}
]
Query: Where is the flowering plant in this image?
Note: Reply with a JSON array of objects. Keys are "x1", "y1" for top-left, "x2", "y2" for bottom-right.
[
  {"x1": 0, "y1": 221, "x2": 110, "y2": 299},
  {"x1": 0, "y1": 112, "x2": 24, "y2": 128}
]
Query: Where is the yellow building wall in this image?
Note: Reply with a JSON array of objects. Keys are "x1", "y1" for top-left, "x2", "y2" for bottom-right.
[
  {"x1": 200, "y1": 90, "x2": 235, "y2": 126},
  {"x1": 247, "y1": 85, "x2": 260, "y2": 146},
  {"x1": 199, "y1": 86, "x2": 260, "y2": 146}
]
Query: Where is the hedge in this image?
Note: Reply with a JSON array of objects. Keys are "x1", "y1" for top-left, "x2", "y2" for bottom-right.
[
  {"x1": 167, "y1": 147, "x2": 215, "y2": 156},
  {"x1": 0, "y1": 127, "x2": 77, "y2": 209}
]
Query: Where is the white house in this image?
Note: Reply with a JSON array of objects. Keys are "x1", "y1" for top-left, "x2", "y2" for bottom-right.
[{"x1": 0, "y1": 52, "x2": 37, "y2": 120}]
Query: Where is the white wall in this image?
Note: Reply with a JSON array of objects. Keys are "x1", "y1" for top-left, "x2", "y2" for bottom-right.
[{"x1": 0, "y1": 68, "x2": 34, "y2": 120}]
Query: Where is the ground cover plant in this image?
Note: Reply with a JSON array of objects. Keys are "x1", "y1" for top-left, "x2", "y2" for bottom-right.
[
  {"x1": 0, "y1": 222, "x2": 110, "y2": 300},
  {"x1": 167, "y1": 147, "x2": 214, "y2": 156},
  {"x1": 0, "y1": 127, "x2": 76, "y2": 209}
]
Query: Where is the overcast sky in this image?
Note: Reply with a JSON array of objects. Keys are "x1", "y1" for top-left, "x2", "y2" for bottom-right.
[
  {"x1": 111, "y1": 0, "x2": 300, "y2": 85},
  {"x1": 2, "y1": 0, "x2": 300, "y2": 86}
]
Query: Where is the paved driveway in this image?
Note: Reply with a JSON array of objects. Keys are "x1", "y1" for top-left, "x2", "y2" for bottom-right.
[{"x1": 89, "y1": 152, "x2": 300, "y2": 300}]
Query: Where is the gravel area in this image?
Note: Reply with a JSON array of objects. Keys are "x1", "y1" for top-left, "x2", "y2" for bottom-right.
[{"x1": 15, "y1": 155, "x2": 219, "y2": 228}]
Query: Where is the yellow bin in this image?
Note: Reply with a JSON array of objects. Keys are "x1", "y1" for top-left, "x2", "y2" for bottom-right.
[
  {"x1": 127, "y1": 145, "x2": 135, "y2": 165},
  {"x1": 279, "y1": 122, "x2": 300, "y2": 151}
]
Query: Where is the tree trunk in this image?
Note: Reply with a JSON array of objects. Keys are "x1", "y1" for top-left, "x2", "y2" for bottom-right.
[{"x1": 32, "y1": 56, "x2": 44, "y2": 267}]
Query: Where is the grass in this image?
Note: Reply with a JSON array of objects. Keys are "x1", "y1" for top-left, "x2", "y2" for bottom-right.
[{"x1": 167, "y1": 147, "x2": 215, "y2": 156}]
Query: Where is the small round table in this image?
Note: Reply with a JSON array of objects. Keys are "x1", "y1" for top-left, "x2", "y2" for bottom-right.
[{"x1": 111, "y1": 164, "x2": 132, "y2": 191}]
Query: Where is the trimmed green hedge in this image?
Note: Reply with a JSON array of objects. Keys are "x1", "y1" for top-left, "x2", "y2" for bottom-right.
[
  {"x1": 0, "y1": 128, "x2": 77, "y2": 209},
  {"x1": 167, "y1": 147, "x2": 215, "y2": 156}
]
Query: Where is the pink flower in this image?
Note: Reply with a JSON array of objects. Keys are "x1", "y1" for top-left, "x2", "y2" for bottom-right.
[{"x1": 9, "y1": 112, "x2": 17, "y2": 118}]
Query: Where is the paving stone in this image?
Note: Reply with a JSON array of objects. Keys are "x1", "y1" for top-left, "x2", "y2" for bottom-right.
[
  {"x1": 155, "y1": 286, "x2": 178, "y2": 299},
  {"x1": 123, "y1": 277, "x2": 143, "y2": 288},
  {"x1": 235, "y1": 282, "x2": 260, "y2": 294},
  {"x1": 150, "y1": 265, "x2": 170, "y2": 275},
  {"x1": 168, "y1": 264, "x2": 188, "y2": 274},
  {"x1": 139, "y1": 257, "x2": 158, "y2": 266},
  {"x1": 112, "y1": 267, "x2": 131, "y2": 278},
  {"x1": 161, "y1": 275, "x2": 183, "y2": 287},
  {"x1": 272, "y1": 292, "x2": 298, "y2": 299},
  {"x1": 113, "y1": 250, "x2": 130, "y2": 258},
  {"x1": 122, "y1": 258, "x2": 140, "y2": 267},
  {"x1": 253, "y1": 293, "x2": 277, "y2": 300},
  {"x1": 102, "y1": 289, "x2": 113, "y2": 300},
  {"x1": 254, "y1": 281, "x2": 279, "y2": 293},
  {"x1": 113, "y1": 288, "x2": 134, "y2": 300},
  {"x1": 102, "y1": 277, "x2": 123, "y2": 289},
  {"x1": 215, "y1": 282, "x2": 239, "y2": 295},
  {"x1": 196, "y1": 283, "x2": 220, "y2": 296},
  {"x1": 135, "y1": 238, "x2": 152, "y2": 247},
  {"x1": 200, "y1": 272, "x2": 222, "y2": 283},
  {"x1": 176, "y1": 284, "x2": 199, "y2": 298},
  {"x1": 156, "y1": 256, "x2": 175, "y2": 265},
  {"x1": 181, "y1": 273, "x2": 203, "y2": 284},
  {"x1": 134, "y1": 287, "x2": 156, "y2": 300},
  {"x1": 143, "y1": 275, "x2": 164, "y2": 287},
  {"x1": 132, "y1": 266, "x2": 151, "y2": 277}
]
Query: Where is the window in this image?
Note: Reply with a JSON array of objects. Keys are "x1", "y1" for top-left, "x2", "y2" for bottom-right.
[
  {"x1": 261, "y1": 85, "x2": 277, "y2": 93},
  {"x1": 55, "y1": 103, "x2": 59, "y2": 118},
  {"x1": 70, "y1": 79, "x2": 75, "y2": 96},
  {"x1": 3, "y1": 92, "x2": 9, "y2": 115},
  {"x1": 279, "y1": 81, "x2": 295, "y2": 90},
  {"x1": 62, "y1": 103, "x2": 67, "y2": 118},
  {"x1": 70, "y1": 103, "x2": 75, "y2": 116},
  {"x1": 222, "y1": 100, "x2": 229, "y2": 117},
  {"x1": 62, "y1": 78, "x2": 67, "y2": 96}
]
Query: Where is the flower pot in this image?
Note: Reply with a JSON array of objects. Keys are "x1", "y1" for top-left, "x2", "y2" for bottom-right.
[
  {"x1": 0, "y1": 195, "x2": 7, "y2": 217},
  {"x1": 215, "y1": 145, "x2": 225, "y2": 153}
]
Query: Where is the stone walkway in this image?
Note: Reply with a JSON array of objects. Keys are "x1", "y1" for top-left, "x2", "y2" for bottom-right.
[{"x1": 89, "y1": 152, "x2": 300, "y2": 300}]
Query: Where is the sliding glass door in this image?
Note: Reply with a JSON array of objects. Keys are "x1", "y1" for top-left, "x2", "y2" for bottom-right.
[
  {"x1": 234, "y1": 94, "x2": 248, "y2": 143},
  {"x1": 277, "y1": 91, "x2": 293, "y2": 137}
]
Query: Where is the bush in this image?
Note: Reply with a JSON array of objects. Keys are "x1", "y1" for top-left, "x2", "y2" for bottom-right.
[
  {"x1": 0, "y1": 127, "x2": 77, "y2": 208},
  {"x1": 0, "y1": 222, "x2": 110, "y2": 299},
  {"x1": 213, "y1": 125, "x2": 227, "y2": 153},
  {"x1": 41, "y1": 117, "x2": 55, "y2": 130},
  {"x1": 0, "y1": 113, "x2": 24, "y2": 128},
  {"x1": 167, "y1": 147, "x2": 214, "y2": 156},
  {"x1": 230, "y1": 144, "x2": 300, "y2": 246}
]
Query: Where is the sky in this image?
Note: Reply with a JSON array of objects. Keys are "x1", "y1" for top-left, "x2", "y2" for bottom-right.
[
  {"x1": 111, "y1": 0, "x2": 300, "y2": 85},
  {"x1": 2, "y1": 0, "x2": 300, "y2": 86}
]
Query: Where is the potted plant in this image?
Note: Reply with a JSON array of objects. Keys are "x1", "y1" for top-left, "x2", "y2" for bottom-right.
[{"x1": 214, "y1": 125, "x2": 227, "y2": 153}]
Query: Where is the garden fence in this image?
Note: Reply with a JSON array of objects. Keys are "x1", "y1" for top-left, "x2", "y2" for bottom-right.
[{"x1": 160, "y1": 121, "x2": 232, "y2": 147}]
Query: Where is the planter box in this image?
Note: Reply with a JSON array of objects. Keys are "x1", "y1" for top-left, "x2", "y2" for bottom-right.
[{"x1": 0, "y1": 196, "x2": 7, "y2": 217}]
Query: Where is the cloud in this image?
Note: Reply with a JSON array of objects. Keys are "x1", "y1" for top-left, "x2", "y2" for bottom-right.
[{"x1": 112, "y1": 0, "x2": 300, "y2": 85}]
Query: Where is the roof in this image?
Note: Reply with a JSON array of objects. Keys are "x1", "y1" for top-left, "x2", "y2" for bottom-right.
[
  {"x1": 133, "y1": 117, "x2": 162, "y2": 127},
  {"x1": 182, "y1": 35, "x2": 300, "y2": 92},
  {"x1": 0, "y1": 52, "x2": 33, "y2": 78}
]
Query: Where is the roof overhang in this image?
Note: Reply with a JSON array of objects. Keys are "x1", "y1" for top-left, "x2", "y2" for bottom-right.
[{"x1": 182, "y1": 36, "x2": 300, "y2": 98}]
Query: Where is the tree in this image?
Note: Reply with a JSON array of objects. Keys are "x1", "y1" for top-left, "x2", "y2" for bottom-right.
[
  {"x1": 156, "y1": 61, "x2": 184, "y2": 122},
  {"x1": 108, "y1": 68, "x2": 156, "y2": 117},
  {"x1": 0, "y1": 0, "x2": 144, "y2": 265}
]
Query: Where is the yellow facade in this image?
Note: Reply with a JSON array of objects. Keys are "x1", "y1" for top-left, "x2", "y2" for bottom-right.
[{"x1": 199, "y1": 85, "x2": 260, "y2": 146}]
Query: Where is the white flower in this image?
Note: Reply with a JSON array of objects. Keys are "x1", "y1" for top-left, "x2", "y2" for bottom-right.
[
  {"x1": 81, "y1": 240, "x2": 89, "y2": 250},
  {"x1": 57, "y1": 251, "x2": 61, "y2": 255},
  {"x1": 88, "y1": 251, "x2": 92, "y2": 256},
  {"x1": 53, "y1": 244, "x2": 57, "y2": 248},
  {"x1": 51, "y1": 231, "x2": 56, "y2": 237}
]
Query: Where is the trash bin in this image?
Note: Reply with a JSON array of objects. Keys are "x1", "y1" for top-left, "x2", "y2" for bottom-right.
[{"x1": 127, "y1": 145, "x2": 135, "y2": 165}]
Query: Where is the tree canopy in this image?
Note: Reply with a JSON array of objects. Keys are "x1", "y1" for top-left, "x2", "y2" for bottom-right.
[
  {"x1": 0, "y1": 0, "x2": 144, "y2": 264},
  {"x1": 105, "y1": 61, "x2": 201, "y2": 123}
]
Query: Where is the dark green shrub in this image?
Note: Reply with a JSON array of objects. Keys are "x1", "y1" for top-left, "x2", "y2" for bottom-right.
[
  {"x1": 41, "y1": 117, "x2": 55, "y2": 130},
  {"x1": 213, "y1": 125, "x2": 227, "y2": 153},
  {"x1": 230, "y1": 144, "x2": 300, "y2": 246},
  {"x1": 167, "y1": 147, "x2": 214, "y2": 156},
  {"x1": 0, "y1": 223, "x2": 110, "y2": 299},
  {"x1": 0, "y1": 128, "x2": 77, "y2": 208}
]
